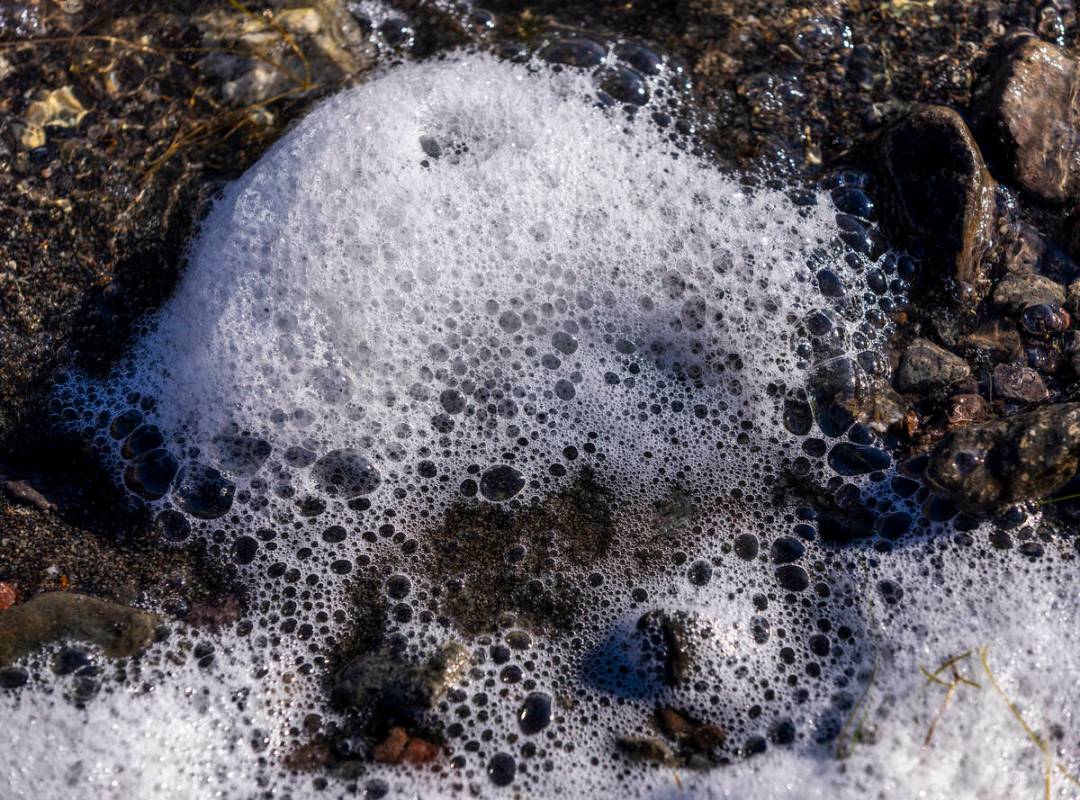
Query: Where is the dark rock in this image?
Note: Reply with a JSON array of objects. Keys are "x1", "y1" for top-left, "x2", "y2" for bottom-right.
[
  {"x1": 636, "y1": 609, "x2": 697, "y2": 686},
  {"x1": 0, "y1": 592, "x2": 159, "y2": 666},
  {"x1": 992, "y1": 363, "x2": 1049, "y2": 403},
  {"x1": 878, "y1": 106, "x2": 996, "y2": 301},
  {"x1": 807, "y1": 356, "x2": 866, "y2": 436},
  {"x1": 978, "y1": 32, "x2": 1080, "y2": 204},
  {"x1": 992, "y1": 272, "x2": 1066, "y2": 313},
  {"x1": 925, "y1": 402, "x2": 1080, "y2": 510},
  {"x1": 896, "y1": 338, "x2": 971, "y2": 392},
  {"x1": 331, "y1": 641, "x2": 471, "y2": 717}
]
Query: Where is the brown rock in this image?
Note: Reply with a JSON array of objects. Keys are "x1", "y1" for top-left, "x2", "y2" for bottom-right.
[
  {"x1": 925, "y1": 403, "x2": 1080, "y2": 510},
  {"x1": 896, "y1": 338, "x2": 971, "y2": 393},
  {"x1": 657, "y1": 707, "x2": 726, "y2": 752},
  {"x1": 879, "y1": 106, "x2": 996, "y2": 301},
  {"x1": 0, "y1": 592, "x2": 160, "y2": 666},
  {"x1": 992, "y1": 272, "x2": 1066, "y2": 313},
  {"x1": 1067, "y1": 279, "x2": 1080, "y2": 319},
  {"x1": 978, "y1": 32, "x2": 1080, "y2": 204},
  {"x1": 3, "y1": 479, "x2": 55, "y2": 512},
  {"x1": 999, "y1": 221, "x2": 1046, "y2": 274},
  {"x1": 283, "y1": 740, "x2": 333, "y2": 772},
  {"x1": 373, "y1": 726, "x2": 408, "y2": 763},
  {"x1": 616, "y1": 736, "x2": 678, "y2": 767},
  {"x1": 1065, "y1": 330, "x2": 1080, "y2": 373},
  {"x1": 946, "y1": 393, "x2": 992, "y2": 426},
  {"x1": 993, "y1": 363, "x2": 1049, "y2": 403},
  {"x1": 402, "y1": 735, "x2": 440, "y2": 765},
  {"x1": 372, "y1": 727, "x2": 440, "y2": 765},
  {"x1": 0, "y1": 582, "x2": 18, "y2": 611}
]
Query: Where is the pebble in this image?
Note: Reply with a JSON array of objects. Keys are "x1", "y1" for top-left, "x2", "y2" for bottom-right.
[
  {"x1": 992, "y1": 363, "x2": 1049, "y2": 403},
  {"x1": 896, "y1": 338, "x2": 971, "y2": 393},
  {"x1": 0, "y1": 582, "x2": 18, "y2": 611},
  {"x1": 979, "y1": 31, "x2": 1080, "y2": 204},
  {"x1": 2, "y1": 479, "x2": 54, "y2": 512},
  {"x1": 878, "y1": 106, "x2": 996, "y2": 301},
  {"x1": 992, "y1": 272, "x2": 1066, "y2": 313}
]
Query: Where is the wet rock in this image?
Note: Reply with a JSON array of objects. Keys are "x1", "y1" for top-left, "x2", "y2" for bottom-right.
[
  {"x1": 372, "y1": 726, "x2": 440, "y2": 765},
  {"x1": 0, "y1": 582, "x2": 18, "y2": 611},
  {"x1": 284, "y1": 740, "x2": 334, "y2": 772},
  {"x1": 1021, "y1": 303, "x2": 1070, "y2": 336},
  {"x1": 999, "y1": 221, "x2": 1047, "y2": 274},
  {"x1": 992, "y1": 272, "x2": 1066, "y2": 313},
  {"x1": 978, "y1": 32, "x2": 1080, "y2": 204},
  {"x1": 925, "y1": 402, "x2": 1080, "y2": 510},
  {"x1": 992, "y1": 363, "x2": 1049, "y2": 403},
  {"x1": 331, "y1": 641, "x2": 471, "y2": 717},
  {"x1": 656, "y1": 707, "x2": 726, "y2": 768},
  {"x1": 616, "y1": 736, "x2": 678, "y2": 767},
  {"x1": 878, "y1": 106, "x2": 996, "y2": 300},
  {"x1": 1065, "y1": 331, "x2": 1080, "y2": 373},
  {"x1": 1067, "y1": 279, "x2": 1080, "y2": 320},
  {"x1": 946, "y1": 393, "x2": 992, "y2": 427},
  {"x1": 896, "y1": 338, "x2": 971, "y2": 393},
  {"x1": 636, "y1": 609, "x2": 697, "y2": 686},
  {"x1": 807, "y1": 356, "x2": 867, "y2": 436},
  {"x1": 0, "y1": 592, "x2": 159, "y2": 666},
  {"x1": 3, "y1": 479, "x2": 55, "y2": 512}
]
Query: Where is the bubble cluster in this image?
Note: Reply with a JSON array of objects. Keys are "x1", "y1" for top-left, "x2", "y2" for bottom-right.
[{"x1": 6, "y1": 52, "x2": 1080, "y2": 800}]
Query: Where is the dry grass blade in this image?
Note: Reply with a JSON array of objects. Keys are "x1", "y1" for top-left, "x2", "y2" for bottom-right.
[
  {"x1": 920, "y1": 650, "x2": 978, "y2": 746},
  {"x1": 978, "y1": 647, "x2": 1080, "y2": 800}
]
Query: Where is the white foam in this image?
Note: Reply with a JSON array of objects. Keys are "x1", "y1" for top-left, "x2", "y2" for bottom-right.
[{"x1": 5, "y1": 52, "x2": 1078, "y2": 800}]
